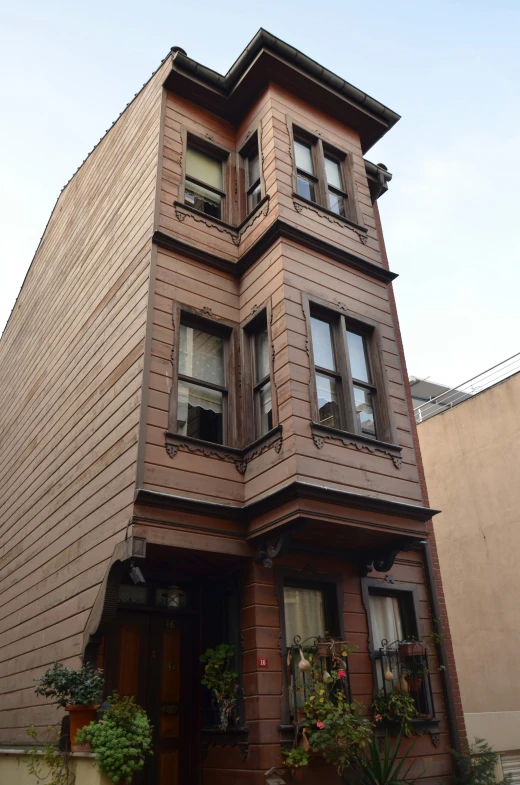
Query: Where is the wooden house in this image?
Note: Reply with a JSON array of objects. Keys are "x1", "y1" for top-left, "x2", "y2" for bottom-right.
[{"x1": 0, "y1": 30, "x2": 466, "y2": 785}]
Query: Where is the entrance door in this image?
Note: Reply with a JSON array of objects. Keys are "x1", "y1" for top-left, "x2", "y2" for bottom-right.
[{"x1": 107, "y1": 612, "x2": 198, "y2": 785}]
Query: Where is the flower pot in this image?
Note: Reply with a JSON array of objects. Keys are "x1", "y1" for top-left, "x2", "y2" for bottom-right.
[
  {"x1": 398, "y1": 642, "x2": 424, "y2": 658},
  {"x1": 317, "y1": 640, "x2": 350, "y2": 658},
  {"x1": 66, "y1": 704, "x2": 97, "y2": 751},
  {"x1": 407, "y1": 676, "x2": 423, "y2": 692}
]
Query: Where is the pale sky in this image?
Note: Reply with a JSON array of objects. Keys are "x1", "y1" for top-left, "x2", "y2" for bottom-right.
[{"x1": 1, "y1": 0, "x2": 518, "y2": 388}]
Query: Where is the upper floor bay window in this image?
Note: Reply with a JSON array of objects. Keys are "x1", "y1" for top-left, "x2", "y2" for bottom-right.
[
  {"x1": 310, "y1": 311, "x2": 376, "y2": 438},
  {"x1": 291, "y1": 124, "x2": 359, "y2": 224},
  {"x1": 184, "y1": 142, "x2": 226, "y2": 221},
  {"x1": 177, "y1": 320, "x2": 228, "y2": 444}
]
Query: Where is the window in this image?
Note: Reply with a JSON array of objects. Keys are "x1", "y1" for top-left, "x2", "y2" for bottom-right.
[
  {"x1": 243, "y1": 308, "x2": 275, "y2": 442},
  {"x1": 291, "y1": 123, "x2": 358, "y2": 224},
  {"x1": 184, "y1": 143, "x2": 226, "y2": 220},
  {"x1": 309, "y1": 306, "x2": 378, "y2": 439},
  {"x1": 240, "y1": 133, "x2": 263, "y2": 217},
  {"x1": 176, "y1": 320, "x2": 228, "y2": 444}
]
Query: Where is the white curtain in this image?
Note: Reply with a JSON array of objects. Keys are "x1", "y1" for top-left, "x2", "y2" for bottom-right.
[
  {"x1": 369, "y1": 594, "x2": 403, "y2": 650},
  {"x1": 284, "y1": 587, "x2": 326, "y2": 646}
]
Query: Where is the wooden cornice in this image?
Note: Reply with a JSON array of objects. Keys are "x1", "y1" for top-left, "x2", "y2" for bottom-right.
[
  {"x1": 152, "y1": 220, "x2": 398, "y2": 284},
  {"x1": 134, "y1": 480, "x2": 439, "y2": 525}
]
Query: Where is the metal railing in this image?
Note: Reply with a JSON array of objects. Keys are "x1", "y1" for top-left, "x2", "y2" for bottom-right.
[
  {"x1": 414, "y1": 352, "x2": 520, "y2": 424},
  {"x1": 287, "y1": 637, "x2": 352, "y2": 724},
  {"x1": 375, "y1": 641, "x2": 435, "y2": 718}
]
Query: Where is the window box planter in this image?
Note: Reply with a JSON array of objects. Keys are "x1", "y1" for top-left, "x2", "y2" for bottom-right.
[{"x1": 398, "y1": 642, "x2": 424, "y2": 658}]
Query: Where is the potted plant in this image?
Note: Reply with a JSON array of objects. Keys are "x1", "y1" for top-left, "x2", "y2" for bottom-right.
[
  {"x1": 200, "y1": 643, "x2": 240, "y2": 731},
  {"x1": 372, "y1": 690, "x2": 419, "y2": 737},
  {"x1": 34, "y1": 661, "x2": 104, "y2": 751},
  {"x1": 348, "y1": 729, "x2": 419, "y2": 785},
  {"x1": 316, "y1": 637, "x2": 357, "y2": 660},
  {"x1": 403, "y1": 665, "x2": 428, "y2": 692},
  {"x1": 398, "y1": 640, "x2": 424, "y2": 658},
  {"x1": 75, "y1": 693, "x2": 153, "y2": 784}
]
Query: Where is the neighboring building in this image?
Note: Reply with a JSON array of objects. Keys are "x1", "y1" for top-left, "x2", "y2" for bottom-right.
[
  {"x1": 417, "y1": 361, "x2": 520, "y2": 777},
  {"x1": 0, "y1": 31, "x2": 465, "y2": 785},
  {"x1": 410, "y1": 377, "x2": 470, "y2": 420}
]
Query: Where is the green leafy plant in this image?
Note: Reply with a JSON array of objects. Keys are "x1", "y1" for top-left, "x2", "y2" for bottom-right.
[
  {"x1": 283, "y1": 746, "x2": 310, "y2": 769},
  {"x1": 75, "y1": 693, "x2": 153, "y2": 784},
  {"x1": 450, "y1": 737, "x2": 512, "y2": 785},
  {"x1": 346, "y1": 730, "x2": 419, "y2": 785},
  {"x1": 34, "y1": 662, "x2": 104, "y2": 707},
  {"x1": 25, "y1": 724, "x2": 74, "y2": 785},
  {"x1": 372, "y1": 691, "x2": 419, "y2": 737},
  {"x1": 298, "y1": 653, "x2": 372, "y2": 774},
  {"x1": 200, "y1": 643, "x2": 239, "y2": 731}
]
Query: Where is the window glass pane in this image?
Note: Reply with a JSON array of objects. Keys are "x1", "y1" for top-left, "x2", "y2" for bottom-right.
[
  {"x1": 248, "y1": 182, "x2": 262, "y2": 211},
  {"x1": 284, "y1": 586, "x2": 326, "y2": 646},
  {"x1": 248, "y1": 152, "x2": 260, "y2": 187},
  {"x1": 353, "y1": 386, "x2": 375, "y2": 436},
  {"x1": 325, "y1": 157, "x2": 343, "y2": 189},
  {"x1": 297, "y1": 174, "x2": 316, "y2": 202},
  {"x1": 185, "y1": 182, "x2": 222, "y2": 219},
  {"x1": 346, "y1": 331, "x2": 370, "y2": 383},
  {"x1": 329, "y1": 190, "x2": 346, "y2": 217},
  {"x1": 294, "y1": 140, "x2": 314, "y2": 174},
  {"x1": 311, "y1": 317, "x2": 335, "y2": 370},
  {"x1": 179, "y1": 325, "x2": 224, "y2": 386},
  {"x1": 368, "y1": 594, "x2": 404, "y2": 650},
  {"x1": 177, "y1": 381, "x2": 223, "y2": 444},
  {"x1": 316, "y1": 374, "x2": 340, "y2": 429},
  {"x1": 186, "y1": 146, "x2": 223, "y2": 190},
  {"x1": 254, "y1": 328, "x2": 270, "y2": 382},
  {"x1": 257, "y1": 382, "x2": 273, "y2": 437}
]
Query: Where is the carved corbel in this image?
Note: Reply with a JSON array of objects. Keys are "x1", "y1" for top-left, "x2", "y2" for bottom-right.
[
  {"x1": 358, "y1": 538, "x2": 414, "y2": 577},
  {"x1": 254, "y1": 533, "x2": 289, "y2": 568}
]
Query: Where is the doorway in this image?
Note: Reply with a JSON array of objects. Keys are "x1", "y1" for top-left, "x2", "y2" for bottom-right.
[{"x1": 106, "y1": 611, "x2": 198, "y2": 785}]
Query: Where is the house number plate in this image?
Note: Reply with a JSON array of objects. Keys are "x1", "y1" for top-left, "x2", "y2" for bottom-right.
[{"x1": 257, "y1": 657, "x2": 268, "y2": 668}]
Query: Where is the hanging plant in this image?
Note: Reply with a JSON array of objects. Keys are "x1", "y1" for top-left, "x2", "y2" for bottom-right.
[{"x1": 200, "y1": 644, "x2": 240, "y2": 731}]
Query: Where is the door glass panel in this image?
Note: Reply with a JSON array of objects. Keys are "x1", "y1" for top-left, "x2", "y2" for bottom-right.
[
  {"x1": 311, "y1": 317, "x2": 335, "y2": 370},
  {"x1": 258, "y1": 382, "x2": 273, "y2": 436},
  {"x1": 346, "y1": 330, "x2": 370, "y2": 383},
  {"x1": 316, "y1": 374, "x2": 340, "y2": 429},
  {"x1": 177, "y1": 381, "x2": 223, "y2": 443},
  {"x1": 254, "y1": 328, "x2": 270, "y2": 381},
  {"x1": 186, "y1": 146, "x2": 222, "y2": 190},
  {"x1": 294, "y1": 140, "x2": 314, "y2": 174},
  {"x1": 179, "y1": 325, "x2": 224, "y2": 386},
  {"x1": 284, "y1": 586, "x2": 326, "y2": 645},
  {"x1": 353, "y1": 386, "x2": 375, "y2": 436},
  {"x1": 297, "y1": 174, "x2": 316, "y2": 202},
  {"x1": 325, "y1": 157, "x2": 343, "y2": 189}
]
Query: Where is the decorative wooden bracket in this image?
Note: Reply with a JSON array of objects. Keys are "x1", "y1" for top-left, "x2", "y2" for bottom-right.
[
  {"x1": 254, "y1": 533, "x2": 289, "y2": 568},
  {"x1": 358, "y1": 538, "x2": 415, "y2": 577}
]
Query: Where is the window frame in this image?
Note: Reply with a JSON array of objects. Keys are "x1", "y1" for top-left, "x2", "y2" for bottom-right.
[
  {"x1": 361, "y1": 579, "x2": 421, "y2": 655},
  {"x1": 303, "y1": 294, "x2": 398, "y2": 447},
  {"x1": 169, "y1": 302, "x2": 239, "y2": 448},
  {"x1": 275, "y1": 568, "x2": 345, "y2": 727},
  {"x1": 287, "y1": 117, "x2": 363, "y2": 229},
  {"x1": 179, "y1": 130, "x2": 235, "y2": 225},
  {"x1": 241, "y1": 301, "x2": 278, "y2": 445},
  {"x1": 239, "y1": 130, "x2": 264, "y2": 219}
]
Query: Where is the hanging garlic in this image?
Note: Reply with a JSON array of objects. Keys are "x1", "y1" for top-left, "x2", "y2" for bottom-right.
[
  {"x1": 298, "y1": 649, "x2": 311, "y2": 672},
  {"x1": 323, "y1": 669, "x2": 332, "y2": 683},
  {"x1": 399, "y1": 673, "x2": 409, "y2": 694},
  {"x1": 384, "y1": 666, "x2": 394, "y2": 682}
]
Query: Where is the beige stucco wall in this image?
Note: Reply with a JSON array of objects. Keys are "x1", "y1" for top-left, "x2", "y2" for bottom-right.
[
  {"x1": 418, "y1": 372, "x2": 520, "y2": 752},
  {"x1": 0, "y1": 752, "x2": 112, "y2": 785}
]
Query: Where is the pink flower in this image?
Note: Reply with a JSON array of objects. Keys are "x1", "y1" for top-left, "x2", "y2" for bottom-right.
[
  {"x1": 375, "y1": 714, "x2": 383, "y2": 722},
  {"x1": 337, "y1": 669, "x2": 346, "y2": 679},
  {"x1": 316, "y1": 721, "x2": 325, "y2": 729}
]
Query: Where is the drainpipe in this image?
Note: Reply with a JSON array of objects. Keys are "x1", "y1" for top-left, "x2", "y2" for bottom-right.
[{"x1": 421, "y1": 540, "x2": 462, "y2": 752}]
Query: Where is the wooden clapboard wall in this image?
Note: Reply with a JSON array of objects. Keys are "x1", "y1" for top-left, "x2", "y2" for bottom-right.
[{"x1": 0, "y1": 55, "x2": 172, "y2": 744}]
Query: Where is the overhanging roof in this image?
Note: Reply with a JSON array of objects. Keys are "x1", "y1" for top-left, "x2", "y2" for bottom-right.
[{"x1": 164, "y1": 29, "x2": 400, "y2": 153}]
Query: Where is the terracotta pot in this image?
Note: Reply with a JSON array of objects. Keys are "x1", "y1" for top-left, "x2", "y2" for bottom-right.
[
  {"x1": 66, "y1": 704, "x2": 97, "y2": 751},
  {"x1": 316, "y1": 642, "x2": 329, "y2": 657},
  {"x1": 398, "y1": 642, "x2": 424, "y2": 658},
  {"x1": 407, "y1": 676, "x2": 423, "y2": 692}
]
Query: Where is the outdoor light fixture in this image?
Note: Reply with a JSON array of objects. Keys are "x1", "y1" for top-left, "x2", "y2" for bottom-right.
[
  {"x1": 164, "y1": 585, "x2": 187, "y2": 608},
  {"x1": 129, "y1": 562, "x2": 146, "y2": 585}
]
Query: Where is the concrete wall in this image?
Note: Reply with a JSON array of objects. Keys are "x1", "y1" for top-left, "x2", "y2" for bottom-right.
[
  {"x1": 417, "y1": 372, "x2": 520, "y2": 751},
  {"x1": 0, "y1": 752, "x2": 111, "y2": 785}
]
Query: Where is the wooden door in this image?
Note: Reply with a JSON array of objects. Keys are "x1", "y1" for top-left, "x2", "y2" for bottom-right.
[{"x1": 107, "y1": 612, "x2": 198, "y2": 785}]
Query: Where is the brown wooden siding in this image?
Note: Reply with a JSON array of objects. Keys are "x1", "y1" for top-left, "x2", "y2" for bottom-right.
[{"x1": 0, "y1": 57, "x2": 171, "y2": 743}]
